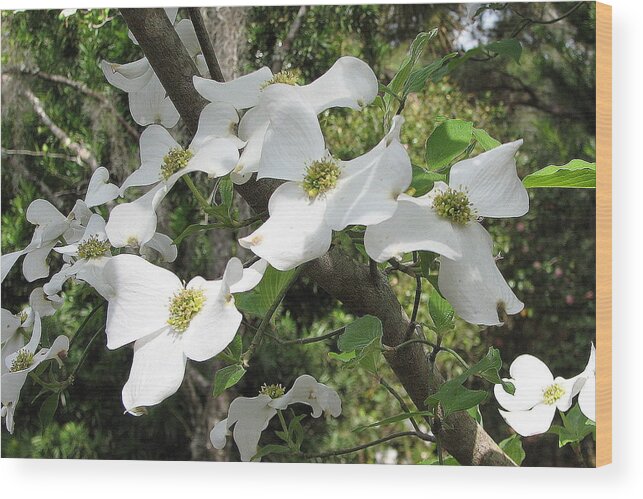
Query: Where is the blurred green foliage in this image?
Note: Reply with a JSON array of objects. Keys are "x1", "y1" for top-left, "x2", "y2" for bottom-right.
[{"x1": 1, "y1": 3, "x2": 595, "y2": 466}]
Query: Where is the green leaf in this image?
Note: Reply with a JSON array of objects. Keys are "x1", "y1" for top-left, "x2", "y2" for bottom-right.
[
  {"x1": 425, "y1": 119, "x2": 473, "y2": 170},
  {"x1": 472, "y1": 128, "x2": 501, "y2": 151},
  {"x1": 387, "y1": 29, "x2": 438, "y2": 97},
  {"x1": 354, "y1": 411, "x2": 434, "y2": 432},
  {"x1": 288, "y1": 414, "x2": 306, "y2": 450},
  {"x1": 251, "y1": 444, "x2": 291, "y2": 461},
  {"x1": 499, "y1": 434, "x2": 526, "y2": 465},
  {"x1": 485, "y1": 39, "x2": 522, "y2": 62},
  {"x1": 212, "y1": 364, "x2": 246, "y2": 397},
  {"x1": 38, "y1": 392, "x2": 59, "y2": 429},
  {"x1": 218, "y1": 175, "x2": 234, "y2": 217},
  {"x1": 227, "y1": 333, "x2": 243, "y2": 361},
  {"x1": 426, "y1": 382, "x2": 487, "y2": 419},
  {"x1": 428, "y1": 288, "x2": 455, "y2": 333},
  {"x1": 466, "y1": 405, "x2": 484, "y2": 427},
  {"x1": 328, "y1": 351, "x2": 356, "y2": 363},
  {"x1": 548, "y1": 404, "x2": 596, "y2": 447},
  {"x1": 418, "y1": 251, "x2": 436, "y2": 280},
  {"x1": 337, "y1": 315, "x2": 383, "y2": 352},
  {"x1": 404, "y1": 52, "x2": 458, "y2": 95},
  {"x1": 522, "y1": 159, "x2": 596, "y2": 188},
  {"x1": 409, "y1": 165, "x2": 446, "y2": 196},
  {"x1": 235, "y1": 266, "x2": 296, "y2": 317}
]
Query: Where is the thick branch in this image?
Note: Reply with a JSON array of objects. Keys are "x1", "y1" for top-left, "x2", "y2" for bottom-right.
[
  {"x1": 120, "y1": 8, "x2": 208, "y2": 136},
  {"x1": 123, "y1": 9, "x2": 516, "y2": 466},
  {"x1": 188, "y1": 8, "x2": 225, "y2": 82}
]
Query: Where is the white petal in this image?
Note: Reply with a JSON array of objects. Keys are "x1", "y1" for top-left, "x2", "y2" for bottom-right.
[
  {"x1": 578, "y1": 375, "x2": 596, "y2": 422},
  {"x1": 22, "y1": 242, "x2": 57, "y2": 282},
  {"x1": 239, "y1": 182, "x2": 332, "y2": 270},
  {"x1": 1, "y1": 331, "x2": 24, "y2": 375},
  {"x1": 324, "y1": 119, "x2": 412, "y2": 230},
  {"x1": 31, "y1": 334, "x2": 70, "y2": 369},
  {"x1": 75, "y1": 257, "x2": 113, "y2": 299},
  {"x1": 106, "y1": 184, "x2": 169, "y2": 248},
  {"x1": 121, "y1": 126, "x2": 178, "y2": 194},
  {"x1": 235, "y1": 123, "x2": 268, "y2": 180},
  {"x1": 43, "y1": 261, "x2": 83, "y2": 296},
  {"x1": 449, "y1": 140, "x2": 528, "y2": 218},
  {"x1": 230, "y1": 259, "x2": 268, "y2": 294},
  {"x1": 183, "y1": 137, "x2": 239, "y2": 178},
  {"x1": 498, "y1": 403, "x2": 556, "y2": 437},
  {"x1": 122, "y1": 328, "x2": 187, "y2": 414},
  {"x1": 210, "y1": 418, "x2": 229, "y2": 449},
  {"x1": 364, "y1": 194, "x2": 461, "y2": 262},
  {"x1": 1, "y1": 250, "x2": 25, "y2": 283},
  {"x1": 26, "y1": 199, "x2": 66, "y2": 228},
  {"x1": 101, "y1": 58, "x2": 153, "y2": 93},
  {"x1": 140, "y1": 232, "x2": 178, "y2": 263},
  {"x1": 193, "y1": 67, "x2": 273, "y2": 109},
  {"x1": 174, "y1": 19, "x2": 201, "y2": 58},
  {"x1": 297, "y1": 56, "x2": 378, "y2": 113},
  {"x1": 238, "y1": 103, "x2": 270, "y2": 141},
  {"x1": 257, "y1": 86, "x2": 325, "y2": 181},
  {"x1": 494, "y1": 355, "x2": 553, "y2": 412},
  {"x1": 128, "y1": 76, "x2": 180, "y2": 128},
  {"x1": 1, "y1": 371, "x2": 29, "y2": 420},
  {"x1": 85, "y1": 167, "x2": 120, "y2": 208},
  {"x1": 226, "y1": 395, "x2": 276, "y2": 461},
  {"x1": 438, "y1": 222, "x2": 523, "y2": 325},
  {"x1": 28, "y1": 287, "x2": 62, "y2": 318},
  {"x1": 270, "y1": 374, "x2": 342, "y2": 418},
  {"x1": 70, "y1": 199, "x2": 93, "y2": 227},
  {"x1": 1, "y1": 309, "x2": 21, "y2": 343},
  {"x1": 103, "y1": 254, "x2": 180, "y2": 349},
  {"x1": 191, "y1": 102, "x2": 243, "y2": 150}
]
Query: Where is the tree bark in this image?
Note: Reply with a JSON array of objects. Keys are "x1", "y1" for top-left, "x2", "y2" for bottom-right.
[{"x1": 121, "y1": 8, "x2": 516, "y2": 466}]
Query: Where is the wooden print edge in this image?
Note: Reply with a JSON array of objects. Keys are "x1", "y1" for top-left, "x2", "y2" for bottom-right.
[{"x1": 595, "y1": 1, "x2": 612, "y2": 467}]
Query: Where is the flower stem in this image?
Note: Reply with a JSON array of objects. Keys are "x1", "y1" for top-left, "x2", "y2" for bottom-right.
[{"x1": 241, "y1": 264, "x2": 306, "y2": 366}]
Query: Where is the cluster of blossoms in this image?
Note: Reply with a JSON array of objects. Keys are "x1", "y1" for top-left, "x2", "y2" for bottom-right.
[
  {"x1": 494, "y1": 344, "x2": 596, "y2": 436},
  {"x1": 0, "y1": 10, "x2": 594, "y2": 458}
]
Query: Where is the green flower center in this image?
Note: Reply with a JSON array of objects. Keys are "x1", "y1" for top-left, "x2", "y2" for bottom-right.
[
  {"x1": 160, "y1": 147, "x2": 193, "y2": 181},
  {"x1": 10, "y1": 349, "x2": 34, "y2": 372},
  {"x1": 18, "y1": 310, "x2": 28, "y2": 324},
  {"x1": 261, "y1": 69, "x2": 302, "y2": 89},
  {"x1": 542, "y1": 383, "x2": 565, "y2": 405},
  {"x1": 167, "y1": 288, "x2": 206, "y2": 333},
  {"x1": 77, "y1": 235, "x2": 111, "y2": 260},
  {"x1": 432, "y1": 188, "x2": 474, "y2": 225},
  {"x1": 259, "y1": 383, "x2": 285, "y2": 399},
  {"x1": 302, "y1": 158, "x2": 341, "y2": 199}
]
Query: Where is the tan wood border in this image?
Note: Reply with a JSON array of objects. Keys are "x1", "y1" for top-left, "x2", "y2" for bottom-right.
[{"x1": 596, "y1": 1, "x2": 612, "y2": 467}]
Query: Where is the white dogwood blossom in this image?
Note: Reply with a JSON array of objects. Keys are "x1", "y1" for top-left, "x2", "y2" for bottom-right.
[
  {"x1": 105, "y1": 103, "x2": 241, "y2": 248},
  {"x1": 365, "y1": 140, "x2": 528, "y2": 325},
  {"x1": 103, "y1": 255, "x2": 267, "y2": 415},
  {"x1": 574, "y1": 343, "x2": 596, "y2": 422},
  {"x1": 101, "y1": 11, "x2": 207, "y2": 127},
  {"x1": 494, "y1": 354, "x2": 578, "y2": 436},
  {"x1": 1, "y1": 199, "x2": 91, "y2": 283},
  {"x1": 239, "y1": 93, "x2": 411, "y2": 270},
  {"x1": 194, "y1": 56, "x2": 378, "y2": 183},
  {"x1": 1, "y1": 314, "x2": 69, "y2": 433},
  {"x1": 210, "y1": 374, "x2": 342, "y2": 461}
]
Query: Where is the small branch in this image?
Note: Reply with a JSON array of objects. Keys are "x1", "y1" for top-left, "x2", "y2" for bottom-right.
[
  {"x1": 242, "y1": 264, "x2": 306, "y2": 365},
  {"x1": 2, "y1": 148, "x2": 80, "y2": 163},
  {"x1": 271, "y1": 6, "x2": 308, "y2": 73},
  {"x1": 5, "y1": 67, "x2": 140, "y2": 140},
  {"x1": 380, "y1": 378, "x2": 427, "y2": 435},
  {"x1": 265, "y1": 325, "x2": 345, "y2": 345},
  {"x1": 385, "y1": 258, "x2": 418, "y2": 278},
  {"x1": 3, "y1": 75, "x2": 99, "y2": 171},
  {"x1": 187, "y1": 8, "x2": 225, "y2": 82},
  {"x1": 303, "y1": 430, "x2": 435, "y2": 460}
]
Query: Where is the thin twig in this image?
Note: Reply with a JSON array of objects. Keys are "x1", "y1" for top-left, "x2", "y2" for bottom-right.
[
  {"x1": 242, "y1": 264, "x2": 306, "y2": 365},
  {"x1": 303, "y1": 430, "x2": 435, "y2": 459},
  {"x1": 380, "y1": 378, "x2": 426, "y2": 435},
  {"x1": 188, "y1": 7, "x2": 225, "y2": 82},
  {"x1": 271, "y1": 6, "x2": 308, "y2": 73},
  {"x1": 265, "y1": 325, "x2": 345, "y2": 345}
]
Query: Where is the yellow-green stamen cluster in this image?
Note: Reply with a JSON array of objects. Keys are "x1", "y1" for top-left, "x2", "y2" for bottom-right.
[
  {"x1": 260, "y1": 69, "x2": 302, "y2": 89},
  {"x1": 432, "y1": 188, "x2": 474, "y2": 225},
  {"x1": 167, "y1": 288, "x2": 206, "y2": 333},
  {"x1": 259, "y1": 383, "x2": 285, "y2": 399},
  {"x1": 10, "y1": 349, "x2": 34, "y2": 372},
  {"x1": 18, "y1": 310, "x2": 28, "y2": 324},
  {"x1": 77, "y1": 235, "x2": 111, "y2": 260},
  {"x1": 160, "y1": 147, "x2": 193, "y2": 181},
  {"x1": 542, "y1": 383, "x2": 565, "y2": 405},
  {"x1": 302, "y1": 159, "x2": 341, "y2": 198}
]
